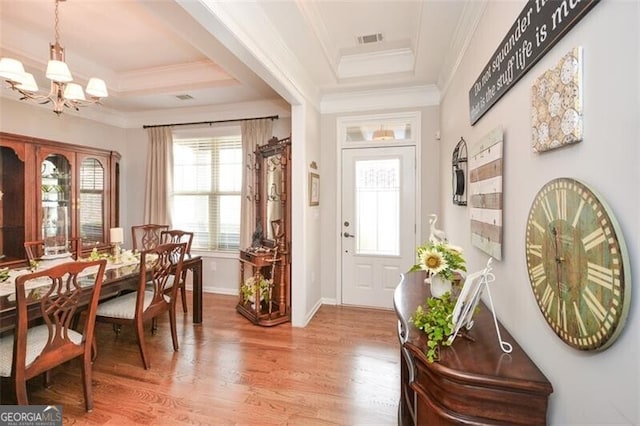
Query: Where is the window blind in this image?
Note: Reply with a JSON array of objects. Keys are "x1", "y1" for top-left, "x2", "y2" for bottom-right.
[{"x1": 173, "y1": 136, "x2": 242, "y2": 250}]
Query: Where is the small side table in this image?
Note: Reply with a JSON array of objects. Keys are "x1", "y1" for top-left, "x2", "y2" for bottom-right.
[{"x1": 236, "y1": 248, "x2": 290, "y2": 326}]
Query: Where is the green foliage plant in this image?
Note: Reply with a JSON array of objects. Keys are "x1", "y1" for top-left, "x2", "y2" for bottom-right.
[
  {"x1": 408, "y1": 241, "x2": 466, "y2": 281},
  {"x1": 240, "y1": 274, "x2": 271, "y2": 305},
  {"x1": 410, "y1": 292, "x2": 456, "y2": 363}
]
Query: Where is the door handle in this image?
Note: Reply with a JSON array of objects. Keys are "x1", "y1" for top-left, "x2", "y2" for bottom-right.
[{"x1": 343, "y1": 232, "x2": 355, "y2": 238}]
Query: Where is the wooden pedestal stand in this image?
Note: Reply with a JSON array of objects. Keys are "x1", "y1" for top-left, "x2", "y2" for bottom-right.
[{"x1": 237, "y1": 247, "x2": 290, "y2": 326}]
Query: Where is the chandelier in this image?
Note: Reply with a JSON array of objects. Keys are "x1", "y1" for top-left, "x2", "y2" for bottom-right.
[{"x1": 0, "y1": 0, "x2": 108, "y2": 115}]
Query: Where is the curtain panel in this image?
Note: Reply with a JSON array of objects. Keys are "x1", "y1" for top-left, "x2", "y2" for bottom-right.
[{"x1": 144, "y1": 126, "x2": 174, "y2": 226}]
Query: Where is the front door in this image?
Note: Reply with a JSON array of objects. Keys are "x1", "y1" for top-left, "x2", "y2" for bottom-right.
[{"x1": 341, "y1": 146, "x2": 416, "y2": 309}]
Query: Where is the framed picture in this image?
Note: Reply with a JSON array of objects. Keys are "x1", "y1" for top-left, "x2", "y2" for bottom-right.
[
  {"x1": 531, "y1": 47, "x2": 583, "y2": 153},
  {"x1": 446, "y1": 268, "x2": 486, "y2": 345},
  {"x1": 309, "y1": 172, "x2": 319, "y2": 206}
]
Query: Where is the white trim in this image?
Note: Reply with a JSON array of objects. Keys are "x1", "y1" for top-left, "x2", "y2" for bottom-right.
[
  {"x1": 321, "y1": 85, "x2": 440, "y2": 114},
  {"x1": 335, "y1": 111, "x2": 421, "y2": 307},
  {"x1": 437, "y1": 0, "x2": 488, "y2": 99},
  {"x1": 337, "y1": 48, "x2": 415, "y2": 79}
]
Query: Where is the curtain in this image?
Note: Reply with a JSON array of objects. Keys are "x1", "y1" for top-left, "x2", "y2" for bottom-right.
[
  {"x1": 240, "y1": 119, "x2": 273, "y2": 249},
  {"x1": 143, "y1": 126, "x2": 173, "y2": 226}
]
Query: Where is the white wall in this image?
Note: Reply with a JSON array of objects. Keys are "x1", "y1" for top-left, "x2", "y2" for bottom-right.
[{"x1": 439, "y1": 1, "x2": 639, "y2": 424}]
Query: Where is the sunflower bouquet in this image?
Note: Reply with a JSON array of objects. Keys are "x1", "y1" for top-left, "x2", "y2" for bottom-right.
[{"x1": 408, "y1": 240, "x2": 466, "y2": 281}]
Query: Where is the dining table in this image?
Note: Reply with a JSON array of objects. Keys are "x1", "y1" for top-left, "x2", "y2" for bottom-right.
[{"x1": 0, "y1": 253, "x2": 203, "y2": 334}]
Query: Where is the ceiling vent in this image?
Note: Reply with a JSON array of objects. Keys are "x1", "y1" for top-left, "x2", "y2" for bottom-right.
[
  {"x1": 357, "y1": 33, "x2": 383, "y2": 45},
  {"x1": 175, "y1": 94, "x2": 193, "y2": 101}
]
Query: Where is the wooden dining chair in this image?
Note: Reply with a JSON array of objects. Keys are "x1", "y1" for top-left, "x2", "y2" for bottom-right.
[
  {"x1": 24, "y1": 237, "x2": 81, "y2": 262},
  {"x1": 160, "y1": 230, "x2": 194, "y2": 314},
  {"x1": 131, "y1": 224, "x2": 169, "y2": 252},
  {"x1": 95, "y1": 242, "x2": 187, "y2": 369},
  {"x1": 0, "y1": 259, "x2": 107, "y2": 411}
]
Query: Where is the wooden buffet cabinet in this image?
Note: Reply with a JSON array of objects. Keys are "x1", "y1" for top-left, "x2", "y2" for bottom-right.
[
  {"x1": 236, "y1": 136, "x2": 291, "y2": 326},
  {"x1": 0, "y1": 132, "x2": 120, "y2": 266},
  {"x1": 394, "y1": 271, "x2": 553, "y2": 425}
]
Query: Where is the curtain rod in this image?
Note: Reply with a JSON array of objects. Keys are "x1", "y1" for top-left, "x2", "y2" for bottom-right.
[{"x1": 142, "y1": 114, "x2": 279, "y2": 129}]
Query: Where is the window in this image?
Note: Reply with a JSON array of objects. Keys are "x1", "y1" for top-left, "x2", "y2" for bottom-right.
[
  {"x1": 79, "y1": 158, "x2": 105, "y2": 246},
  {"x1": 172, "y1": 134, "x2": 242, "y2": 251}
]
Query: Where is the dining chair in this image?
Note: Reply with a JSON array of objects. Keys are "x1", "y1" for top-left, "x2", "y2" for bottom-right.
[
  {"x1": 0, "y1": 259, "x2": 107, "y2": 411},
  {"x1": 160, "y1": 230, "x2": 194, "y2": 314},
  {"x1": 24, "y1": 237, "x2": 81, "y2": 262},
  {"x1": 131, "y1": 224, "x2": 169, "y2": 252},
  {"x1": 95, "y1": 242, "x2": 187, "y2": 369}
]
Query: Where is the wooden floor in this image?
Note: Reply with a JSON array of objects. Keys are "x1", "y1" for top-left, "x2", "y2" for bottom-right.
[{"x1": 1, "y1": 292, "x2": 401, "y2": 425}]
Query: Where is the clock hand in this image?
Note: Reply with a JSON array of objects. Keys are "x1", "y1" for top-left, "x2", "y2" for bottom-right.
[{"x1": 551, "y1": 226, "x2": 562, "y2": 295}]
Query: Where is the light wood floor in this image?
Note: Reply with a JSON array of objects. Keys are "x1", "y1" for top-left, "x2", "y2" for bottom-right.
[{"x1": 2, "y1": 292, "x2": 401, "y2": 425}]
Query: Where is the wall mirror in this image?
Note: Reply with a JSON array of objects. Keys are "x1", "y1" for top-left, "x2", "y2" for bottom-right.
[{"x1": 255, "y1": 137, "x2": 291, "y2": 248}]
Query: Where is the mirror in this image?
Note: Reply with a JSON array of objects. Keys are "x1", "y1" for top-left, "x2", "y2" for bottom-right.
[
  {"x1": 265, "y1": 157, "x2": 282, "y2": 241},
  {"x1": 41, "y1": 154, "x2": 71, "y2": 256},
  {"x1": 255, "y1": 137, "x2": 290, "y2": 247}
]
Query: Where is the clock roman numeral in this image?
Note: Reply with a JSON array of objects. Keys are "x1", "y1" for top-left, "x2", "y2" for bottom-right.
[
  {"x1": 556, "y1": 189, "x2": 567, "y2": 221},
  {"x1": 572, "y1": 302, "x2": 588, "y2": 336},
  {"x1": 558, "y1": 299, "x2": 567, "y2": 333},
  {"x1": 587, "y1": 262, "x2": 614, "y2": 290},
  {"x1": 582, "y1": 227, "x2": 606, "y2": 252},
  {"x1": 527, "y1": 244, "x2": 542, "y2": 258},
  {"x1": 571, "y1": 199, "x2": 585, "y2": 228},
  {"x1": 541, "y1": 196, "x2": 554, "y2": 223},
  {"x1": 583, "y1": 287, "x2": 607, "y2": 323},
  {"x1": 530, "y1": 263, "x2": 546, "y2": 286},
  {"x1": 541, "y1": 285, "x2": 555, "y2": 312},
  {"x1": 530, "y1": 219, "x2": 546, "y2": 235}
]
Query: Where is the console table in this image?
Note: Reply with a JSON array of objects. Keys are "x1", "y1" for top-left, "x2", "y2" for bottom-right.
[{"x1": 393, "y1": 271, "x2": 553, "y2": 425}]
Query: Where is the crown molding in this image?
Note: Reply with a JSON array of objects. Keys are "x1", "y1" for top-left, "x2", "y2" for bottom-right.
[
  {"x1": 437, "y1": 0, "x2": 487, "y2": 98},
  {"x1": 320, "y1": 85, "x2": 440, "y2": 114},
  {"x1": 337, "y1": 48, "x2": 415, "y2": 80}
]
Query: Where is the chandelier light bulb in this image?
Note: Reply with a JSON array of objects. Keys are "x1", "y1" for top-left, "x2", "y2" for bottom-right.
[
  {"x1": 63, "y1": 83, "x2": 86, "y2": 101},
  {"x1": 16, "y1": 73, "x2": 39, "y2": 92},
  {"x1": 86, "y1": 78, "x2": 108, "y2": 98},
  {"x1": 0, "y1": 58, "x2": 27, "y2": 83},
  {"x1": 46, "y1": 60, "x2": 73, "y2": 83}
]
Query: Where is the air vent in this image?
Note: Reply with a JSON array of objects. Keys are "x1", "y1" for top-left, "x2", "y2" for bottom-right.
[
  {"x1": 175, "y1": 94, "x2": 193, "y2": 101},
  {"x1": 357, "y1": 33, "x2": 383, "y2": 45}
]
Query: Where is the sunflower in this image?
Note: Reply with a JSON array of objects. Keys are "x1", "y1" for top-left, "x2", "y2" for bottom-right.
[{"x1": 419, "y1": 248, "x2": 449, "y2": 275}]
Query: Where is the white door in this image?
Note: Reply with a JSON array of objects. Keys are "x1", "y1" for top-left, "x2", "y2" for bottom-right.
[{"x1": 341, "y1": 146, "x2": 416, "y2": 309}]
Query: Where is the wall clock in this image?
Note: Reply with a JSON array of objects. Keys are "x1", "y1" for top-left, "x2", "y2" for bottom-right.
[{"x1": 525, "y1": 177, "x2": 631, "y2": 351}]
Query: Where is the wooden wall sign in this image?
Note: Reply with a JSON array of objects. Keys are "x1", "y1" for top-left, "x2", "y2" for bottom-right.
[
  {"x1": 469, "y1": 0, "x2": 600, "y2": 125},
  {"x1": 469, "y1": 127, "x2": 503, "y2": 260}
]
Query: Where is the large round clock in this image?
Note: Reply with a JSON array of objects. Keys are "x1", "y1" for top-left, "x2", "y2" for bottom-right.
[{"x1": 525, "y1": 177, "x2": 631, "y2": 351}]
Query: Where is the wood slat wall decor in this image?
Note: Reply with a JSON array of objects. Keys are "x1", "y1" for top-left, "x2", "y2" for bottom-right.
[
  {"x1": 469, "y1": 126, "x2": 504, "y2": 260},
  {"x1": 0, "y1": 293, "x2": 400, "y2": 424}
]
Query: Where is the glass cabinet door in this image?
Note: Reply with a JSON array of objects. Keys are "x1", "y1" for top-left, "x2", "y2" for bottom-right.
[
  {"x1": 0, "y1": 146, "x2": 26, "y2": 262},
  {"x1": 78, "y1": 157, "x2": 106, "y2": 248},
  {"x1": 41, "y1": 154, "x2": 72, "y2": 256}
]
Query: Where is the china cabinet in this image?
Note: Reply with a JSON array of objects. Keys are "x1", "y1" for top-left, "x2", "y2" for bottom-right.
[
  {"x1": 237, "y1": 136, "x2": 291, "y2": 326},
  {"x1": 0, "y1": 132, "x2": 120, "y2": 266}
]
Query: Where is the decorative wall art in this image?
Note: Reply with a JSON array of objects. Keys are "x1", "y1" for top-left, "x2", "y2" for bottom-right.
[
  {"x1": 452, "y1": 137, "x2": 468, "y2": 206},
  {"x1": 531, "y1": 47, "x2": 583, "y2": 153},
  {"x1": 309, "y1": 172, "x2": 319, "y2": 206},
  {"x1": 469, "y1": 127, "x2": 503, "y2": 260}
]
